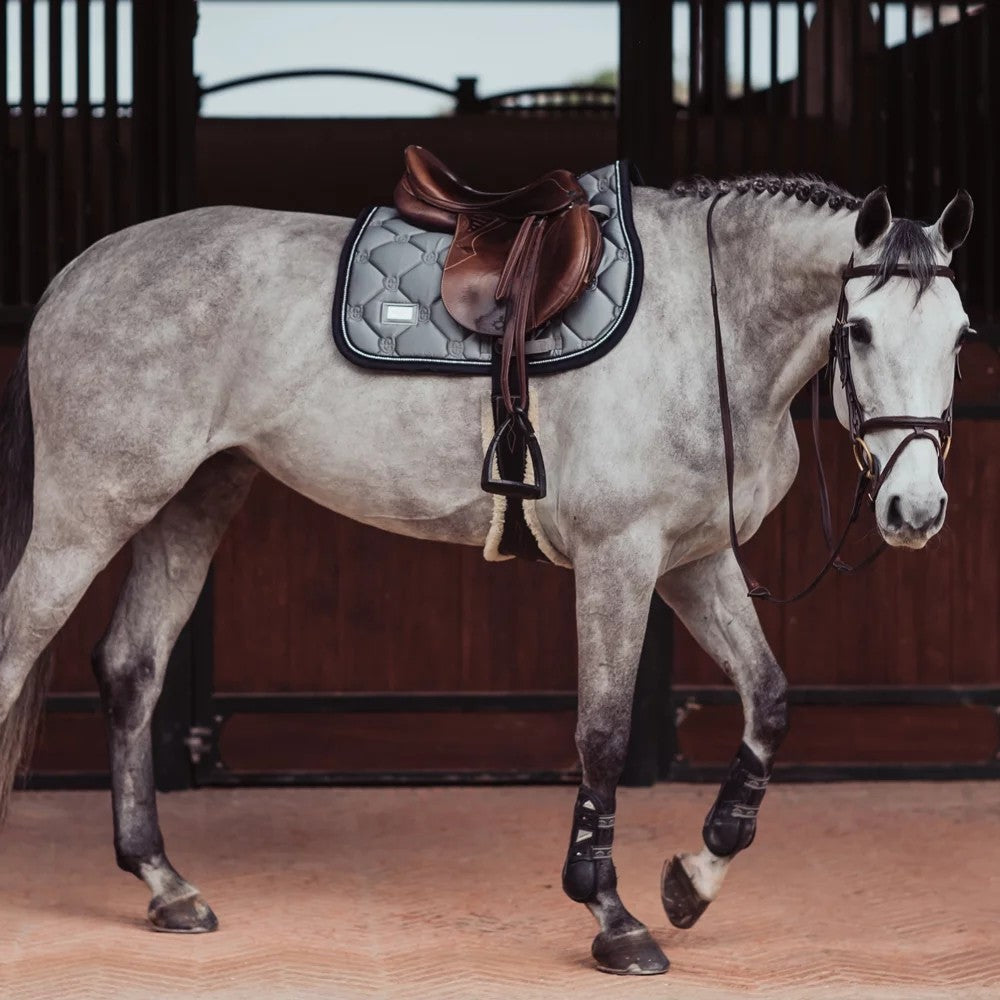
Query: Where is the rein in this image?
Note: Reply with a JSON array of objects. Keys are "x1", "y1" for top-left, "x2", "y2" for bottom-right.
[{"x1": 705, "y1": 191, "x2": 958, "y2": 603}]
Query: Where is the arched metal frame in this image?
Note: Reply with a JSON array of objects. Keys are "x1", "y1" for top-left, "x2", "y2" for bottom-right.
[{"x1": 196, "y1": 68, "x2": 616, "y2": 116}]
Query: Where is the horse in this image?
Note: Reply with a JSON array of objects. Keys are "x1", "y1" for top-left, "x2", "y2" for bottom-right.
[{"x1": 0, "y1": 173, "x2": 972, "y2": 975}]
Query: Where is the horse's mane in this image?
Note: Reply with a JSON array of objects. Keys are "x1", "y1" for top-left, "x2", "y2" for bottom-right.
[
  {"x1": 669, "y1": 174, "x2": 939, "y2": 297},
  {"x1": 669, "y1": 173, "x2": 860, "y2": 211}
]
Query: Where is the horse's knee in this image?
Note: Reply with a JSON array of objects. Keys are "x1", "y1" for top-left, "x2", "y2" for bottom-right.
[{"x1": 91, "y1": 643, "x2": 158, "y2": 732}]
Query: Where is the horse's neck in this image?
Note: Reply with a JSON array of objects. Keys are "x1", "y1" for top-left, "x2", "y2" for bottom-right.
[{"x1": 721, "y1": 202, "x2": 856, "y2": 422}]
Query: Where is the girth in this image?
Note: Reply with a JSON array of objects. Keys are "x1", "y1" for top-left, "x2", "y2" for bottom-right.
[{"x1": 705, "y1": 191, "x2": 961, "y2": 604}]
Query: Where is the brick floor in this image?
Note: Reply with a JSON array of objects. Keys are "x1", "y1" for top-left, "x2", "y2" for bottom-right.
[{"x1": 2, "y1": 783, "x2": 999, "y2": 1000}]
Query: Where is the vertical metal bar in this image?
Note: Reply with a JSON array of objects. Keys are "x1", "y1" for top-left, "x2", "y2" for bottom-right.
[
  {"x1": 76, "y1": 0, "x2": 92, "y2": 253},
  {"x1": 713, "y1": 0, "x2": 726, "y2": 170},
  {"x1": 104, "y1": 0, "x2": 118, "y2": 232},
  {"x1": 687, "y1": 0, "x2": 700, "y2": 173},
  {"x1": 927, "y1": 2, "x2": 942, "y2": 211},
  {"x1": 822, "y1": 0, "x2": 833, "y2": 178},
  {"x1": 47, "y1": 0, "x2": 65, "y2": 277},
  {"x1": 902, "y1": 2, "x2": 916, "y2": 216},
  {"x1": 0, "y1": 3, "x2": 8, "y2": 304},
  {"x1": 156, "y1": 4, "x2": 171, "y2": 213},
  {"x1": 981, "y1": 4, "x2": 994, "y2": 320},
  {"x1": 849, "y1": 0, "x2": 861, "y2": 191},
  {"x1": 954, "y1": 4, "x2": 968, "y2": 299},
  {"x1": 664, "y1": 0, "x2": 674, "y2": 179},
  {"x1": 877, "y1": 1, "x2": 888, "y2": 186},
  {"x1": 19, "y1": 0, "x2": 36, "y2": 303},
  {"x1": 768, "y1": 0, "x2": 778, "y2": 170},
  {"x1": 618, "y1": 0, "x2": 675, "y2": 185},
  {"x1": 741, "y1": 0, "x2": 751, "y2": 170},
  {"x1": 797, "y1": 0, "x2": 807, "y2": 120}
]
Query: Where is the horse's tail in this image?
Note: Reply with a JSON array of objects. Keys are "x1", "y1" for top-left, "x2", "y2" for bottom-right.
[{"x1": 0, "y1": 347, "x2": 47, "y2": 821}]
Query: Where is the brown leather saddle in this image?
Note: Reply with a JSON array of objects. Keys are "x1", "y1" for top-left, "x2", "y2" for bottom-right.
[{"x1": 394, "y1": 146, "x2": 603, "y2": 499}]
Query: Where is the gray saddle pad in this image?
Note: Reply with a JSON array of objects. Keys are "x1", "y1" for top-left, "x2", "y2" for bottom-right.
[{"x1": 332, "y1": 161, "x2": 644, "y2": 375}]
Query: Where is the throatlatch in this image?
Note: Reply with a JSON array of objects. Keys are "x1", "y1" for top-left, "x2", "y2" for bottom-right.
[
  {"x1": 702, "y1": 742, "x2": 770, "y2": 857},
  {"x1": 562, "y1": 786, "x2": 616, "y2": 903}
]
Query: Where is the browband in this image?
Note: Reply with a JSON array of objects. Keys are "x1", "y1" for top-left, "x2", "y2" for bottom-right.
[{"x1": 842, "y1": 263, "x2": 956, "y2": 282}]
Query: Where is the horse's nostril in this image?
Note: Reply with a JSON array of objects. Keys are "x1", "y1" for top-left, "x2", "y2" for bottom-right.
[
  {"x1": 887, "y1": 495, "x2": 904, "y2": 529},
  {"x1": 934, "y1": 497, "x2": 946, "y2": 528}
]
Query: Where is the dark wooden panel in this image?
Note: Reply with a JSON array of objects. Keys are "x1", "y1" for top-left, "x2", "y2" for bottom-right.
[
  {"x1": 212, "y1": 475, "x2": 578, "y2": 694},
  {"x1": 678, "y1": 702, "x2": 999, "y2": 765},
  {"x1": 29, "y1": 711, "x2": 107, "y2": 772},
  {"x1": 220, "y1": 711, "x2": 579, "y2": 774}
]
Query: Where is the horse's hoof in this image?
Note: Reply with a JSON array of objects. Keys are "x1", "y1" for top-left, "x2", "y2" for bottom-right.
[
  {"x1": 661, "y1": 855, "x2": 710, "y2": 929},
  {"x1": 592, "y1": 927, "x2": 669, "y2": 975},
  {"x1": 147, "y1": 893, "x2": 219, "y2": 933}
]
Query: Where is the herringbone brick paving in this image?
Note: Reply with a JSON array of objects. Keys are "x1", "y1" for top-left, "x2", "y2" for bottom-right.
[{"x1": 2, "y1": 784, "x2": 998, "y2": 999}]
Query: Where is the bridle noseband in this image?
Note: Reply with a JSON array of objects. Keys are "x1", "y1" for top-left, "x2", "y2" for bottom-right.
[{"x1": 706, "y1": 191, "x2": 961, "y2": 604}]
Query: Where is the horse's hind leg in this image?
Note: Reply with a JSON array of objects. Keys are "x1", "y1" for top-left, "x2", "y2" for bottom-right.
[
  {"x1": 562, "y1": 537, "x2": 669, "y2": 975},
  {"x1": 655, "y1": 548, "x2": 789, "y2": 929},
  {"x1": 92, "y1": 451, "x2": 257, "y2": 933}
]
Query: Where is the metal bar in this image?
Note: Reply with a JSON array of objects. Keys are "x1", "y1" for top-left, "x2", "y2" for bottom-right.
[
  {"x1": 797, "y1": 0, "x2": 807, "y2": 120},
  {"x1": 210, "y1": 692, "x2": 580, "y2": 715},
  {"x1": 18, "y1": 0, "x2": 35, "y2": 303},
  {"x1": 76, "y1": 0, "x2": 92, "y2": 253},
  {"x1": 822, "y1": 0, "x2": 833, "y2": 177},
  {"x1": 927, "y1": 2, "x2": 942, "y2": 210},
  {"x1": 155, "y1": 3, "x2": 170, "y2": 213},
  {"x1": 767, "y1": 0, "x2": 778, "y2": 169},
  {"x1": 876, "y1": 1, "x2": 888, "y2": 185},
  {"x1": 0, "y1": 2, "x2": 7, "y2": 304},
  {"x1": 687, "y1": 0, "x2": 699, "y2": 173},
  {"x1": 673, "y1": 685, "x2": 1000, "y2": 707},
  {"x1": 103, "y1": 0, "x2": 118, "y2": 233},
  {"x1": 955, "y1": 5, "x2": 968, "y2": 215},
  {"x1": 670, "y1": 762, "x2": 1000, "y2": 783},
  {"x1": 199, "y1": 67, "x2": 465, "y2": 101},
  {"x1": 742, "y1": 0, "x2": 751, "y2": 169},
  {"x1": 902, "y1": 1, "x2": 916, "y2": 216},
  {"x1": 981, "y1": 2, "x2": 995, "y2": 320},
  {"x1": 849, "y1": 0, "x2": 861, "y2": 191},
  {"x1": 712, "y1": 0, "x2": 726, "y2": 169},
  {"x1": 47, "y1": 0, "x2": 64, "y2": 277},
  {"x1": 198, "y1": 770, "x2": 582, "y2": 788}
]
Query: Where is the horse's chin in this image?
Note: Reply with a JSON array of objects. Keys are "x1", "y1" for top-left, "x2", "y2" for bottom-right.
[{"x1": 878, "y1": 525, "x2": 936, "y2": 550}]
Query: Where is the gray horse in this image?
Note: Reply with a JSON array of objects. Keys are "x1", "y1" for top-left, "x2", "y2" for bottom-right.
[{"x1": 0, "y1": 176, "x2": 972, "y2": 974}]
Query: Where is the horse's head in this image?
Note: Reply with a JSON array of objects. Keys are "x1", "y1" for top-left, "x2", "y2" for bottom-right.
[{"x1": 832, "y1": 187, "x2": 974, "y2": 549}]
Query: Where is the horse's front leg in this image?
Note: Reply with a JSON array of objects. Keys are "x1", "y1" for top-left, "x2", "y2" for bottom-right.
[
  {"x1": 562, "y1": 537, "x2": 669, "y2": 975},
  {"x1": 656, "y1": 548, "x2": 789, "y2": 929}
]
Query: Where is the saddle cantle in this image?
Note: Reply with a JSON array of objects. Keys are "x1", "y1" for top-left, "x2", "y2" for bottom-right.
[{"x1": 394, "y1": 146, "x2": 603, "y2": 499}]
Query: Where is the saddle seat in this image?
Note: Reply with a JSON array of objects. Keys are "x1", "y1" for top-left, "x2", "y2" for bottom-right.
[
  {"x1": 393, "y1": 146, "x2": 603, "y2": 499},
  {"x1": 396, "y1": 145, "x2": 588, "y2": 226}
]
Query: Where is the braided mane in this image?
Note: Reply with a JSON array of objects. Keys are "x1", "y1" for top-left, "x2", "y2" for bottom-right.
[{"x1": 669, "y1": 174, "x2": 862, "y2": 213}]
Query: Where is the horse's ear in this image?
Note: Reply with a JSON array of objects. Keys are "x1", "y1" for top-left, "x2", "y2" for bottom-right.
[
  {"x1": 855, "y1": 187, "x2": 892, "y2": 248},
  {"x1": 931, "y1": 189, "x2": 974, "y2": 252}
]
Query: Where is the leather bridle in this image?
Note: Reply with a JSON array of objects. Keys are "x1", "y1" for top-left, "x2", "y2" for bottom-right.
[{"x1": 705, "y1": 190, "x2": 962, "y2": 604}]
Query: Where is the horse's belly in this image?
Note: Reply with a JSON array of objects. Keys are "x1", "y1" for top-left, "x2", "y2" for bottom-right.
[{"x1": 241, "y1": 360, "x2": 496, "y2": 547}]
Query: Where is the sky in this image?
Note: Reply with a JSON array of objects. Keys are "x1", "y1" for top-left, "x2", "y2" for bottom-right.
[{"x1": 3, "y1": 2, "x2": 948, "y2": 117}]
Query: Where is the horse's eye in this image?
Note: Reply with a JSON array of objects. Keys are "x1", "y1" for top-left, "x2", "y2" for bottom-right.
[
  {"x1": 957, "y1": 326, "x2": 976, "y2": 348},
  {"x1": 847, "y1": 320, "x2": 872, "y2": 345}
]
